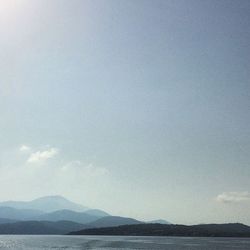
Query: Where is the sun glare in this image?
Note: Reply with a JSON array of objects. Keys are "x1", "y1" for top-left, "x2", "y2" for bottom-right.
[{"x1": 0, "y1": 0, "x2": 27, "y2": 19}]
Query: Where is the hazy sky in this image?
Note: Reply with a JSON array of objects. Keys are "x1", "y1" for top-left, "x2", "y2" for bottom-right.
[{"x1": 0, "y1": 0, "x2": 250, "y2": 225}]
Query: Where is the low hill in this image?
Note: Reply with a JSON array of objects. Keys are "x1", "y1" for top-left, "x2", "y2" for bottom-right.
[
  {"x1": 68, "y1": 223, "x2": 250, "y2": 237},
  {"x1": 42, "y1": 220, "x2": 88, "y2": 234},
  {"x1": 85, "y1": 216, "x2": 143, "y2": 228},
  {"x1": 0, "y1": 220, "x2": 87, "y2": 235},
  {"x1": 148, "y1": 219, "x2": 170, "y2": 224}
]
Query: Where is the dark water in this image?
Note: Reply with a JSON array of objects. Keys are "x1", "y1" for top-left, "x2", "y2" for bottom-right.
[{"x1": 0, "y1": 235, "x2": 249, "y2": 249}]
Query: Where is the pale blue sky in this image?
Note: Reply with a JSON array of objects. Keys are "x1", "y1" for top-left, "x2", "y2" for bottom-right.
[{"x1": 0, "y1": 0, "x2": 250, "y2": 224}]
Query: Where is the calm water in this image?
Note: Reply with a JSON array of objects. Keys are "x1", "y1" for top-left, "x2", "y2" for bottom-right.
[{"x1": 0, "y1": 235, "x2": 249, "y2": 249}]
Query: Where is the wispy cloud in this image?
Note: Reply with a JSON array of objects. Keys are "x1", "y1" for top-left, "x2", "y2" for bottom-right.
[
  {"x1": 216, "y1": 191, "x2": 250, "y2": 203},
  {"x1": 19, "y1": 145, "x2": 31, "y2": 152},
  {"x1": 61, "y1": 161, "x2": 108, "y2": 176},
  {"x1": 27, "y1": 147, "x2": 58, "y2": 164}
]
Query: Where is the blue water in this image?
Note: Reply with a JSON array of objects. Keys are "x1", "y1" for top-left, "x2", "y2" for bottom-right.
[{"x1": 0, "y1": 235, "x2": 249, "y2": 249}]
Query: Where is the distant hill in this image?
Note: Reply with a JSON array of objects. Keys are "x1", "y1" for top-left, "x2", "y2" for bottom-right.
[
  {"x1": 0, "y1": 207, "x2": 44, "y2": 220},
  {"x1": 84, "y1": 209, "x2": 110, "y2": 217},
  {"x1": 0, "y1": 196, "x2": 87, "y2": 212},
  {"x1": 33, "y1": 209, "x2": 100, "y2": 224},
  {"x1": 68, "y1": 223, "x2": 250, "y2": 237},
  {"x1": 148, "y1": 219, "x2": 170, "y2": 224},
  {"x1": 0, "y1": 220, "x2": 87, "y2": 235},
  {"x1": 85, "y1": 216, "x2": 143, "y2": 228}
]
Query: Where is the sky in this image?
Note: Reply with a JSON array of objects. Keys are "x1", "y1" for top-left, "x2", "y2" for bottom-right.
[{"x1": 0, "y1": 0, "x2": 250, "y2": 225}]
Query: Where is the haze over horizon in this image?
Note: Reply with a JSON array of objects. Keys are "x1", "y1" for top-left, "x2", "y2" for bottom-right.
[{"x1": 0, "y1": 0, "x2": 250, "y2": 225}]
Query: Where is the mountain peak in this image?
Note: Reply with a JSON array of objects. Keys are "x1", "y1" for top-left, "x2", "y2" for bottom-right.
[
  {"x1": 0, "y1": 196, "x2": 87, "y2": 213},
  {"x1": 34, "y1": 195, "x2": 69, "y2": 201}
]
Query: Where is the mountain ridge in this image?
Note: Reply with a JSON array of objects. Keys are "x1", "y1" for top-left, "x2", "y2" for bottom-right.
[
  {"x1": 33, "y1": 209, "x2": 100, "y2": 224},
  {"x1": 68, "y1": 223, "x2": 250, "y2": 237}
]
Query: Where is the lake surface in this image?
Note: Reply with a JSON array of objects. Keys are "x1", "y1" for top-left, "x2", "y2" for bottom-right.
[{"x1": 0, "y1": 235, "x2": 249, "y2": 249}]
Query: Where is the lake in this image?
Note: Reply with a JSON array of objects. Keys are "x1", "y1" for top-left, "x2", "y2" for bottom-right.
[{"x1": 0, "y1": 235, "x2": 249, "y2": 249}]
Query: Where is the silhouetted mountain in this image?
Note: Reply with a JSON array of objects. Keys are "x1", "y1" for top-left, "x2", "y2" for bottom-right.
[
  {"x1": 148, "y1": 219, "x2": 170, "y2": 224},
  {"x1": 84, "y1": 209, "x2": 110, "y2": 217},
  {"x1": 0, "y1": 207, "x2": 44, "y2": 220},
  {"x1": 0, "y1": 220, "x2": 87, "y2": 235},
  {"x1": 0, "y1": 196, "x2": 86, "y2": 212},
  {"x1": 85, "y1": 216, "x2": 143, "y2": 228},
  {"x1": 34, "y1": 209, "x2": 100, "y2": 224},
  {"x1": 68, "y1": 223, "x2": 250, "y2": 237}
]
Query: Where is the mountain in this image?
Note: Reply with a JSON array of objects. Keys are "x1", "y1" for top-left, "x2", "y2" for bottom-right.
[
  {"x1": 0, "y1": 220, "x2": 87, "y2": 235},
  {"x1": 68, "y1": 223, "x2": 250, "y2": 237},
  {"x1": 34, "y1": 209, "x2": 100, "y2": 224},
  {"x1": 0, "y1": 207, "x2": 44, "y2": 220},
  {"x1": 0, "y1": 197, "x2": 110, "y2": 224},
  {"x1": 85, "y1": 216, "x2": 143, "y2": 228},
  {"x1": 148, "y1": 219, "x2": 170, "y2": 224},
  {"x1": 0, "y1": 196, "x2": 87, "y2": 212}
]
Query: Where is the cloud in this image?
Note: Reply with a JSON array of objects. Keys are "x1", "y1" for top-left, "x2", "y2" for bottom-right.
[
  {"x1": 61, "y1": 161, "x2": 109, "y2": 176},
  {"x1": 216, "y1": 191, "x2": 250, "y2": 203},
  {"x1": 27, "y1": 147, "x2": 58, "y2": 164},
  {"x1": 19, "y1": 145, "x2": 31, "y2": 152}
]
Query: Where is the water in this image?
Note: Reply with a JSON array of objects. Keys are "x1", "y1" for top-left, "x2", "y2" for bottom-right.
[{"x1": 0, "y1": 235, "x2": 249, "y2": 249}]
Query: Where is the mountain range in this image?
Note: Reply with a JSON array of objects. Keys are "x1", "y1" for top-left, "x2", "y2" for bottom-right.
[
  {"x1": 0, "y1": 196, "x2": 168, "y2": 234},
  {"x1": 0, "y1": 196, "x2": 248, "y2": 237}
]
